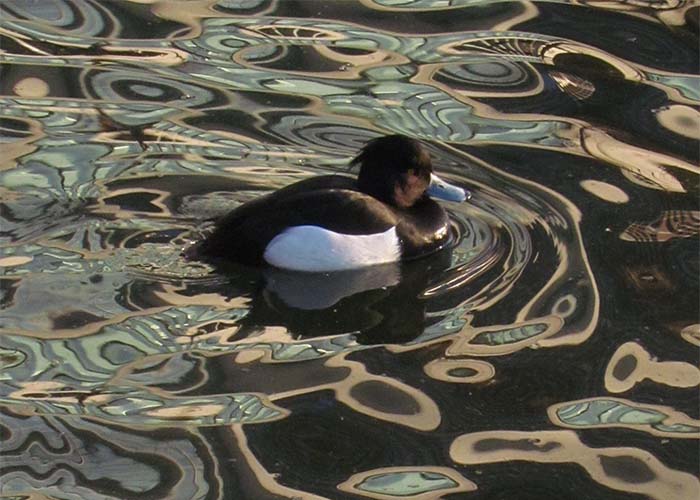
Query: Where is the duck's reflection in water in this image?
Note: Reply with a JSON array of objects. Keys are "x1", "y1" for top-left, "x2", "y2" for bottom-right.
[{"x1": 218, "y1": 246, "x2": 453, "y2": 345}]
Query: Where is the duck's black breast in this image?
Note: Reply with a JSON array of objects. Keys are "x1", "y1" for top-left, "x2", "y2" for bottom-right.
[
  {"x1": 394, "y1": 196, "x2": 452, "y2": 260},
  {"x1": 198, "y1": 175, "x2": 400, "y2": 266}
]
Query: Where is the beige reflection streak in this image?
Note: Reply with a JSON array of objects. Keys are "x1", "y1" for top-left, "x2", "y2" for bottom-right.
[
  {"x1": 656, "y1": 105, "x2": 700, "y2": 140},
  {"x1": 681, "y1": 324, "x2": 700, "y2": 346},
  {"x1": 152, "y1": 282, "x2": 250, "y2": 310},
  {"x1": 90, "y1": 187, "x2": 173, "y2": 218},
  {"x1": 0, "y1": 116, "x2": 42, "y2": 170},
  {"x1": 266, "y1": 352, "x2": 441, "y2": 431},
  {"x1": 580, "y1": 180, "x2": 629, "y2": 204},
  {"x1": 147, "y1": 0, "x2": 225, "y2": 39},
  {"x1": 605, "y1": 341, "x2": 700, "y2": 393},
  {"x1": 423, "y1": 358, "x2": 495, "y2": 384},
  {"x1": 491, "y1": 1, "x2": 541, "y2": 31},
  {"x1": 0, "y1": 27, "x2": 53, "y2": 56},
  {"x1": 572, "y1": 0, "x2": 681, "y2": 14},
  {"x1": 3, "y1": 46, "x2": 189, "y2": 66},
  {"x1": 227, "y1": 425, "x2": 330, "y2": 500},
  {"x1": 0, "y1": 255, "x2": 34, "y2": 267},
  {"x1": 360, "y1": 0, "x2": 540, "y2": 29},
  {"x1": 580, "y1": 128, "x2": 694, "y2": 192},
  {"x1": 0, "y1": 494, "x2": 57, "y2": 500},
  {"x1": 657, "y1": 1, "x2": 699, "y2": 28},
  {"x1": 450, "y1": 430, "x2": 700, "y2": 500}
]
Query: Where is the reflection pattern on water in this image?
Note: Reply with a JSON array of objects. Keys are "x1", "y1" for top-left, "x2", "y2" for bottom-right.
[
  {"x1": 450, "y1": 430, "x2": 698, "y2": 500},
  {"x1": 549, "y1": 397, "x2": 700, "y2": 437},
  {"x1": 0, "y1": 0, "x2": 698, "y2": 499}
]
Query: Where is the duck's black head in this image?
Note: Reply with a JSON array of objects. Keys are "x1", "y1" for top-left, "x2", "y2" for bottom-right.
[{"x1": 351, "y1": 135, "x2": 433, "y2": 207}]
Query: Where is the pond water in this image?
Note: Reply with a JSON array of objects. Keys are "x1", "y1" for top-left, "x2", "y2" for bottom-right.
[{"x1": 1, "y1": 1, "x2": 698, "y2": 499}]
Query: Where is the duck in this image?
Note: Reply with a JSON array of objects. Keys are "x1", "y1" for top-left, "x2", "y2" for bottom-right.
[{"x1": 192, "y1": 135, "x2": 469, "y2": 272}]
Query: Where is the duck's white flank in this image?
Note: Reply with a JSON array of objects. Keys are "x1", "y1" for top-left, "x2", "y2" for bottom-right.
[{"x1": 263, "y1": 225, "x2": 400, "y2": 272}]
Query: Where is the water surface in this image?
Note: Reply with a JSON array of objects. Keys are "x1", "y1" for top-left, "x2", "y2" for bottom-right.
[{"x1": 1, "y1": 1, "x2": 698, "y2": 499}]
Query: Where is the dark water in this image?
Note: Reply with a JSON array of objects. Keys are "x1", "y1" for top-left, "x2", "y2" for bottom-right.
[{"x1": 1, "y1": 1, "x2": 699, "y2": 499}]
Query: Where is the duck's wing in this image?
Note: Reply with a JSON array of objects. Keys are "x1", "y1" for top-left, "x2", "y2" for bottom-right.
[{"x1": 210, "y1": 175, "x2": 356, "y2": 233}]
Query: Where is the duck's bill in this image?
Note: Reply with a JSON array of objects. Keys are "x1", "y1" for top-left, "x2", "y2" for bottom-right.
[{"x1": 427, "y1": 173, "x2": 470, "y2": 202}]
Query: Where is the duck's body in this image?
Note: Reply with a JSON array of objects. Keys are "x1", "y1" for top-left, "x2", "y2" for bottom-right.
[{"x1": 194, "y1": 135, "x2": 467, "y2": 272}]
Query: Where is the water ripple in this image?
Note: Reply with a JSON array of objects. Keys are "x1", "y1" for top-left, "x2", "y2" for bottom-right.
[{"x1": 0, "y1": 1, "x2": 697, "y2": 498}]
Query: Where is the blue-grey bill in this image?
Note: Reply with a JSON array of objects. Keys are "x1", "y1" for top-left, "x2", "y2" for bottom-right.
[{"x1": 427, "y1": 173, "x2": 470, "y2": 202}]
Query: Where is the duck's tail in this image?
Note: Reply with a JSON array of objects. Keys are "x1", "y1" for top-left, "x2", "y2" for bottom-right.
[{"x1": 182, "y1": 240, "x2": 204, "y2": 261}]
